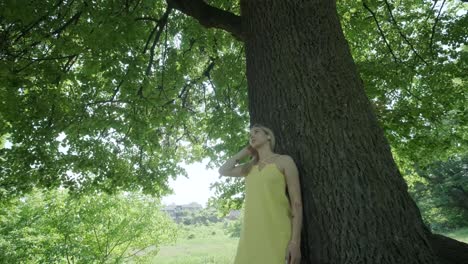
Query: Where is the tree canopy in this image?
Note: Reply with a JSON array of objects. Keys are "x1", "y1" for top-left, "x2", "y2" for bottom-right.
[{"x1": 0, "y1": 0, "x2": 466, "y2": 201}]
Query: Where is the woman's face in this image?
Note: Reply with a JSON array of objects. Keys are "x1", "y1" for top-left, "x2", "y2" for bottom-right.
[{"x1": 249, "y1": 127, "x2": 269, "y2": 148}]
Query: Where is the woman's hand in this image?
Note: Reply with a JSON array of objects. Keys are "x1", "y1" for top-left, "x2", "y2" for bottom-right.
[
  {"x1": 240, "y1": 144, "x2": 254, "y2": 158},
  {"x1": 285, "y1": 240, "x2": 301, "y2": 264}
]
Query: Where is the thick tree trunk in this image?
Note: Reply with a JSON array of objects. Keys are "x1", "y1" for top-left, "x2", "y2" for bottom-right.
[{"x1": 240, "y1": 0, "x2": 466, "y2": 263}]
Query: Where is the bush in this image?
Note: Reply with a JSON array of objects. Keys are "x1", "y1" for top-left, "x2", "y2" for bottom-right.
[
  {"x1": 0, "y1": 188, "x2": 178, "y2": 263},
  {"x1": 406, "y1": 155, "x2": 468, "y2": 232}
]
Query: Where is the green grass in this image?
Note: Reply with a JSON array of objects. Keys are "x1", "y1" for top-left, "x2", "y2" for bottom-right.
[
  {"x1": 440, "y1": 227, "x2": 468, "y2": 243},
  {"x1": 151, "y1": 222, "x2": 239, "y2": 264},
  {"x1": 149, "y1": 223, "x2": 468, "y2": 264}
]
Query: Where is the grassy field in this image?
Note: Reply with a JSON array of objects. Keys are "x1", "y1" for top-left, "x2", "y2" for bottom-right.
[
  {"x1": 150, "y1": 223, "x2": 468, "y2": 264},
  {"x1": 439, "y1": 227, "x2": 468, "y2": 243},
  {"x1": 151, "y1": 222, "x2": 238, "y2": 264}
]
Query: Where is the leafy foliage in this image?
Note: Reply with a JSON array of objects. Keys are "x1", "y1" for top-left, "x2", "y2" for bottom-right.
[
  {"x1": 224, "y1": 209, "x2": 244, "y2": 238},
  {"x1": 0, "y1": 0, "x2": 466, "y2": 216},
  {"x1": 0, "y1": 0, "x2": 248, "y2": 198},
  {"x1": 0, "y1": 188, "x2": 178, "y2": 263},
  {"x1": 338, "y1": 0, "x2": 467, "y2": 166},
  {"x1": 183, "y1": 206, "x2": 224, "y2": 225},
  {"x1": 407, "y1": 154, "x2": 468, "y2": 231}
]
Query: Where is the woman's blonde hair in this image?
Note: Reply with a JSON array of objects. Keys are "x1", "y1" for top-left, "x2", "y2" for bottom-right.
[{"x1": 240, "y1": 123, "x2": 277, "y2": 176}]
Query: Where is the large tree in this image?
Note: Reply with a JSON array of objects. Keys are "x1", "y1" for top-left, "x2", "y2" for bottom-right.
[{"x1": 0, "y1": 0, "x2": 467, "y2": 263}]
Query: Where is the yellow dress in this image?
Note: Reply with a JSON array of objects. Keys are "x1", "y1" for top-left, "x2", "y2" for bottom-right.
[{"x1": 233, "y1": 163, "x2": 293, "y2": 264}]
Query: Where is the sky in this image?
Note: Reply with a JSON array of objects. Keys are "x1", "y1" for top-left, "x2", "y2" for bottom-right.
[
  {"x1": 3, "y1": 136, "x2": 224, "y2": 208},
  {"x1": 161, "y1": 158, "x2": 223, "y2": 208}
]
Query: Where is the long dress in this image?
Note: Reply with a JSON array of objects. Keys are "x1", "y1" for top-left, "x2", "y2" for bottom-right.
[{"x1": 233, "y1": 162, "x2": 293, "y2": 264}]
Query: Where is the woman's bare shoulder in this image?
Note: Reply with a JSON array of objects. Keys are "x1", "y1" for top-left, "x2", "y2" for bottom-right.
[
  {"x1": 277, "y1": 154, "x2": 294, "y2": 163},
  {"x1": 276, "y1": 155, "x2": 297, "y2": 175},
  {"x1": 274, "y1": 154, "x2": 292, "y2": 173}
]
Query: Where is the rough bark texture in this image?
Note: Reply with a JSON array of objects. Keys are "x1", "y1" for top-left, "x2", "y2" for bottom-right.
[{"x1": 240, "y1": 0, "x2": 454, "y2": 263}]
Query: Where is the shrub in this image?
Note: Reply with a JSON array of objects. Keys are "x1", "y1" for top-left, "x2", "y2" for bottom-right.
[{"x1": 0, "y1": 188, "x2": 178, "y2": 263}]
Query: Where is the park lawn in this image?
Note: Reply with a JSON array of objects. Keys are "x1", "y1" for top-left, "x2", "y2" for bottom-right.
[
  {"x1": 440, "y1": 227, "x2": 468, "y2": 243},
  {"x1": 150, "y1": 223, "x2": 468, "y2": 264},
  {"x1": 151, "y1": 222, "x2": 239, "y2": 264}
]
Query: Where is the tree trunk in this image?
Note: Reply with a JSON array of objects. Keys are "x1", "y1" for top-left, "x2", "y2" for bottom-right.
[{"x1": 240, "y1": 0, "x2": 466, "y2": 263}]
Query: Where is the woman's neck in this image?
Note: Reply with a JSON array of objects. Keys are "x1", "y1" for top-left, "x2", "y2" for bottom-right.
[{"x1": 256, "y1": 146, "x2": 275, "y2": 161}]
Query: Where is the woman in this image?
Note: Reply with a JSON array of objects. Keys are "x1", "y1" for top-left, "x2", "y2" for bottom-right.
[{"x1": 218, "y1": 123, "x2": 303, "y2": 264}]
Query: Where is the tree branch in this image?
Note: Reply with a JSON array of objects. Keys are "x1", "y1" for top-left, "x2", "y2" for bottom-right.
[
  {"x1": 51, "y1": 10, "x2": 82, "y2": 38},
  {"x1": 430, "y1": 0, "x2": 446, "y2": 59},
  {"x1": 383, "y1": 0, "x2": 429, "y2": 65},
  {"x1": 144, "y1": 6, "x2": 172, "y2": 76},
  {"x1": 363, "y1": 2, "x2": 400, "y2": 63},
  {"x1": 166, "y1": 0, "x2": 244, "y2": 41},
  {"x1": 12, "y1": 0, "x2": 66, "y2": 43}
]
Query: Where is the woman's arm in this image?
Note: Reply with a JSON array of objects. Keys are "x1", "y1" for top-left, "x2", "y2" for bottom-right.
[
  {"x1": 283, "y1": 155, "x2": 303, "y2": 244},
  {"x1": 218, "y1": 145, "x2": 252, "y2": 177}
]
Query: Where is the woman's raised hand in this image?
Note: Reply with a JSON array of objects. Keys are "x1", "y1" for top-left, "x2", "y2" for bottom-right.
[{"x1": 240, "y1": 144, "x2": 254, "y2": 158}]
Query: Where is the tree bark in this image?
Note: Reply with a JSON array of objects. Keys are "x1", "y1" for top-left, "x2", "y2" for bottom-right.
[
  {"x1": 166, "y1": 0, "x2": 244, "y2": 40},
  {"x1": 240, "y1": 0, "x2": 465, "y2": 263},
  {"x1": 171, "y1": 0, "x2": 468, "y2": 263}
]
